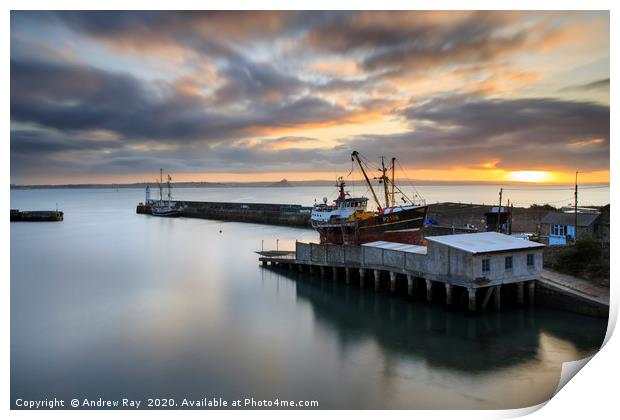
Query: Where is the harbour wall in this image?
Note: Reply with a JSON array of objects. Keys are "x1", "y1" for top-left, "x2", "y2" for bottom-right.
[
  {"x1": 535, "y1": 281, "x2": 609, "y2": 318},
  {"x1": 10, "y1": 210, "x2": 64, "y2": 222},
  {"x1": 137, "y1": 200, "x2": 559, "y2": 233},
  {"x1": 138, "y1": 200, "x2": 312, "y2": 227}
]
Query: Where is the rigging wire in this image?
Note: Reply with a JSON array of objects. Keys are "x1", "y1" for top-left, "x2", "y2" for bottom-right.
[{"x1": 396, "y1": 159, "x2": 425, "y2": 202}]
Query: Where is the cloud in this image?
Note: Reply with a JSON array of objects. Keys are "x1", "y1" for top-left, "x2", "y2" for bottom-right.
[
  {"x1": 560, "y1": 78, "x2": 610, "y2": 92},
  {"x1": 11, "y1": 58, "x2": 375, "y2": 144},
  {"x1": 9, "y1": 11, "x2": 610, "y2": 182},
  {"x1": 213, "y1": 58, "x2": 307, "y2": 105},
  {"x1": 345, "y1": 95, "x2": 609, "y2": 172},
  {"x1": 9, "y1": 56, "x2": 388, "y2": 180}
]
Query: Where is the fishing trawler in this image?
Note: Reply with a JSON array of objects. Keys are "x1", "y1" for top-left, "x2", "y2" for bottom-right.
[
  {"x1": 151, "y1": 169, "x2": 181, "y2": 217},
  {"x1": 310, "y1": 151, "x2": 428, "y2": 245}
]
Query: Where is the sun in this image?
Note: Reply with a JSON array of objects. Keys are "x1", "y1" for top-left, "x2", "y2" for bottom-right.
[{"x1": 507, "y1": 171, "x2": 553, "y2": 183}]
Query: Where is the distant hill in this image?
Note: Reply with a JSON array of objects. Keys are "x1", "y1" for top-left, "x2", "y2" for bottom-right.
[
  {"x1": 10, "y1": 179, "x2": 607, "y2": 189},
  {"x1": 268, "y1": 179, "x2": 293, "y2": 188}
]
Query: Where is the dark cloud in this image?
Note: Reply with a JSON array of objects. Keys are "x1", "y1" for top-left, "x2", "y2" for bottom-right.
[
  {"x1": 346, "y1": 95, "x2": 609, "y2": 171},
  {"x1": 303, "y1": 11, "x2": 531, "y2": 74},
  {"x1": 10, "y1": 56, "x2": 378, "y2": 180},
  {"x1": 9, "y1": 11, "x2": 610, "y2": 182},
  {"x1": 11, "y1": 58, "x2": 363, "y2": 143},
  {"x1": 560, "y1": 78, "x2": 610, "y2": 92},
  {"x1": 214, "y1": 59, "x2": 307, "y2": 105}
]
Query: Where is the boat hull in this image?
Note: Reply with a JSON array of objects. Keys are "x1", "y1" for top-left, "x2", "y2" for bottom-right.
[
  {"x1": 151, "y1": 209, "x2": 181, "y2": 217},
  {"x1": 312, "y1": 205, "x2": 428, "y2": 245}
]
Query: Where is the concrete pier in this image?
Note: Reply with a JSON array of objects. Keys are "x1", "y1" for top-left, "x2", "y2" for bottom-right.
[
  {"x1": 139, "y1": 200, "x2": 312, "y2": 227},
  {"x1": 11, "y1": 209, "x2": 64, "y2": 222},
  {"x1": 257, "y1": 236, "x2": 546, "y2": 315}
]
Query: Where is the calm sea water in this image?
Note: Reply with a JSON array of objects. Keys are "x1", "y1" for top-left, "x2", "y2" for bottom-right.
[{"x1": 11, "y1": 187, "x2": 608, "y2": 409}]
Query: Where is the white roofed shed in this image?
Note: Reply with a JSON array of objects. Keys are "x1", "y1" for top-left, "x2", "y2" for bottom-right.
[
  {"x1": 424, "y1": 232, "x2": 544, "y2": 286},
  {"x1": 425, "y1": 232, "x2": 544, "y2": 254}
]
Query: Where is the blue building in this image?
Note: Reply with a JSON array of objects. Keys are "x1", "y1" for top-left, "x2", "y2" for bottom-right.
[{"x1": 539, "y1": 211, "x2": 600, "y2": 245}]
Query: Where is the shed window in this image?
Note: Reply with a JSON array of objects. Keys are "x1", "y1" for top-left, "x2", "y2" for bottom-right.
[
  {"x1": 505, "y1": 256, "x2": 513, "y2": 270},
  {"x1": 551, "y1": 224, "x2": 567, "y2": 236},
  {"x1": 482, "y1": 258, "x2": 491, "y2": 273},
  {"x1": 527, "y1": 254, "x2": 535, "y2": 267}
]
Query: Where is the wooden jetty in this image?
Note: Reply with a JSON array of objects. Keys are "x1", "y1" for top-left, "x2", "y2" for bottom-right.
[
  {"x1": 10, "y1": 209, "x2": 63, "y2": 222},
  {"x1": 258, "y1": 232, "x2": 545, "y2": 314}
]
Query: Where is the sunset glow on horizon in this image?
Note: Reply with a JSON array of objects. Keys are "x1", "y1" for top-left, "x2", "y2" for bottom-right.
[{"x1": 10, "y1": 11, "x2": 609, "y2": 185}]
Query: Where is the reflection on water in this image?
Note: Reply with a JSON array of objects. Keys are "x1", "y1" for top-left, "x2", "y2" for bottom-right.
[
  {"x1": 269, "y1": 268, "x2": 606, "y2": 408},
  {"x1": 11, "y1": 189, "x2": 606, "y2": 409}
]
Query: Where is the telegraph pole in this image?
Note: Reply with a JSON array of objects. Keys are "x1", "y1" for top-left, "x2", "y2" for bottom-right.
[
  {"x1": 574, "y1": 171, "x2": 578, "y2": 242},
  {"x1": 497, "y1": 188, "x2": 503, "y2": 232},
  {"x1": 509, "y1": 202, "x2": 514, "y2": 235}
]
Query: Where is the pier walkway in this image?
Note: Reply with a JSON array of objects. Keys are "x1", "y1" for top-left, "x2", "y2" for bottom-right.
[{"x1": 539, "y1": 269, "x2": 609, "y2": 307}]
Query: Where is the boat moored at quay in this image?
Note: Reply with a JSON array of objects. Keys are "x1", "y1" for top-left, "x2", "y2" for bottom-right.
[
  {"x1": 149, "y1": 169, "x2": 181, "y2": 217},
  {"x1": 311, "y1": 151, "x2": 428, "y2": 245}
]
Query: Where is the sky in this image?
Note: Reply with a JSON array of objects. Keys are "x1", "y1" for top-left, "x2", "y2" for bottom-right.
[{"x1": 10, "y1": 11, "x2": 610, "y2": 184}]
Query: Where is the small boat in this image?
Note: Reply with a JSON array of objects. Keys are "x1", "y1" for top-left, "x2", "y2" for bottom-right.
[
  {"x1": 310, "y1": 151, "x2": 428, "y2": 245},
  {"x1": 151, "y1": 169, "x2": 181, "y2": 217}
]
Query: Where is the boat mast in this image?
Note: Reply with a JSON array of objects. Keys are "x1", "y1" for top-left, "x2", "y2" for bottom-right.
[
  {"x1": 159, "y1": 168, "x2": 163, "y2": 204},
  {"x1": 167, "y1": 174, "x2": 173, "y2": 203},
  {"x1": 391, "y1": 157, "x2": 395, "y2": 207},
  {"x1": 351, "y1": 151, "x2": 382, "y2": 210},
  {"x1": 380, "y1": 156, "x2": 390, "y2": 208}
]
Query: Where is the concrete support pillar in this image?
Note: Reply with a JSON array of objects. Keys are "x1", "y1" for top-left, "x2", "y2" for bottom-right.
[
  {"x1": 373, "y1": 270, "x2": 381, "y2": 292},
  {"x1": 516, "y1": 282, "x2": 524, "y2": 305},
  {"x1": 389, "y1": 272, "x2": 397, "y2": 293},
  {"x1": 425, "y1": 279, "x2": 433, "y2": 302},
  {"x1": 528, "y1": 281, "x2": 536, "y2": 305},
  {"x1": 345, "y1": 267, "x2": 351, "y2": 285},
  {"x1": 445, "y1": 284, "x2": 453, "y2": 306},
  {"x1": 407, "y1": 275, "x2": 414, "y2": 297},
  {"x1": 320, "y1": 266, "x2": 325, "y2": 279},
  {"x1": 468, "y1": 288, "x2": 476, "y2": 314},
  {"x1": 494, "y1": 285, "x2": 501, "y2": 311},
  {"x1": 308, "y1": 265, "x2": 314, "y2": 274},
  {"x1": 332, "y1": 267, "x2": 338, "y2": 281},
  {"x1": 298, "y1": 264, "x2": 304, "y2": 273},
  {"x1": 262, "y1": 260, "x2": 267, "y2": 266},
  {"x1": 359, "y1": 269, "x2": 366, "y2": 288}
]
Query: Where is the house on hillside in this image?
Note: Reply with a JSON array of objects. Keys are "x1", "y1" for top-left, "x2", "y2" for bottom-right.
[{"x1": 539, "y1": 211, "x2": 601, "y2": 245}]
